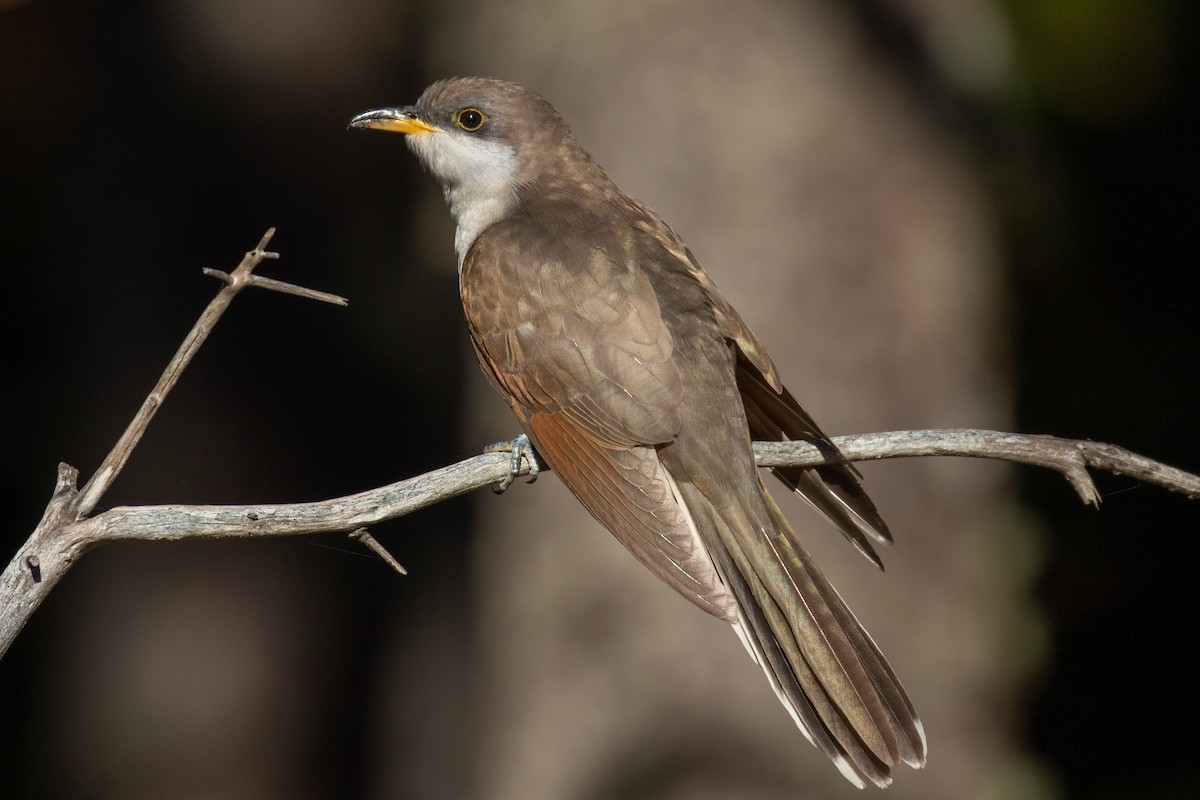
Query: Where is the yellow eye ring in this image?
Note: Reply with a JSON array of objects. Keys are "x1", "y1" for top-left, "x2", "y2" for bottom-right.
[{"x1": 455, "y1": 107, "x2": 487, "y2": 132}]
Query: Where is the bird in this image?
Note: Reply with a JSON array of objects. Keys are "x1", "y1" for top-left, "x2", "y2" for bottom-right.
[{"x1": 350, "y1": 77, "x2": 926, "y2": 788}]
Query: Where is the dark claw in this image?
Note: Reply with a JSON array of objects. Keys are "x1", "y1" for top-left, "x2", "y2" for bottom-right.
[{"x1": 484, "y1": 433, "x2": 542, "y2": 493}]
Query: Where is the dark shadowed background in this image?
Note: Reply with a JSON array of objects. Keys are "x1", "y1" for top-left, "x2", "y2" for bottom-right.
[{"x1": 2, "y1": 1, "x2": 1197, "y2": 799}]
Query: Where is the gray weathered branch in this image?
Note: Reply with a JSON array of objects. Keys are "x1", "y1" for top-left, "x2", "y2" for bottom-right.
[{"x1": 4, "y1": 429, "x2": 1196, "y2": 660}]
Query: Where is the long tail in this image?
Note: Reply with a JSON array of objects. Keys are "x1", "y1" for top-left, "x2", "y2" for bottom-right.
[{"x1": 673, "y1": 478, "x2": 926, "y2": 788}]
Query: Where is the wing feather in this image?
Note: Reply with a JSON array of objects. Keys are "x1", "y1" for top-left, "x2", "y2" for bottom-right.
[
  {"x1": 528, "y1": 412, "x2": 736, "y2": 620},
  {"x1": 736, "y1": 351, "x2": 894, "y2": 567},
  {"x1": 461, "y1": 217, "x2": 736, "y2": 621}
]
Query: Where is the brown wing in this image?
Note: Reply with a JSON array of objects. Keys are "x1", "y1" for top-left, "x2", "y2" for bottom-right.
[
  {"x1": 527, "y1": 412, "x2": 735, "y2": 619},
  {"x1": 628, "y1": 204, "x2": 891, "y2": 566},
  {"x1": 460, "y1": 213, "x2": 736, "y2": 620},
  {"x1": 628, "y1": 209, "x2": 783, "y2": 390}
]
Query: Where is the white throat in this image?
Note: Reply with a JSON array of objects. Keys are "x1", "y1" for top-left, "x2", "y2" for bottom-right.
[{"x1": 407, "y1": 132, "x2": 519, "y2": 265}]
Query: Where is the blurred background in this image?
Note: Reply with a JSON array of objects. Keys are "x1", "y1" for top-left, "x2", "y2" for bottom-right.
[{"x1": 1, "y1": 1, "x2": 1196, "y2": 798}]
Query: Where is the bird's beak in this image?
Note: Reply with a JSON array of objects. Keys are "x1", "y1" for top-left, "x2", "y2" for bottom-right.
[{"x1": 348, "y1": 107, "x2": 440, "y2": 136}]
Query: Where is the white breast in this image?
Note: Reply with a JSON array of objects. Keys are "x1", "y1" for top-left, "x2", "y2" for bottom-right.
[{"x1": 407, "y1": 132, "x2": 519, "y2": 265}]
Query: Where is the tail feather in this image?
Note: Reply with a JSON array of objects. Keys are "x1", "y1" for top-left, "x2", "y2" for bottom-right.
[
  {"x1": 730, "y1": 577, "x2": 894, "y2": 788},
  {"x1": 670, "y1": 475, "x2": 925, "y2": 787},
  {"x1": 810, "y1": 574, "x2": 927, "y2": 767},
  {"x1": 760, "y1": 487, "x2": 928, "y2": 768}
]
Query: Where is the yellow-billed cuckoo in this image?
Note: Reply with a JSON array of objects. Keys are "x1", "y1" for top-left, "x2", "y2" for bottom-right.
[{"x1": 350, "y1": 77, "x2": 925, "y2": 788}]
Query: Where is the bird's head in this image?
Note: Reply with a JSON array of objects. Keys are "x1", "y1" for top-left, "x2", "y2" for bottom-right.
[
  {"x1": 350, "y1": 77, "x2": 606, "y2": 259},
  {"x1": 350, "y1": 77, "x2": 594, "y2": 197}
]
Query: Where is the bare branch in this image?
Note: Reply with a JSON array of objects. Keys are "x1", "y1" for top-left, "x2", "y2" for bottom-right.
[
  {"x1": 73, "y1": 228, "x2": 346, "y2": 517},
  {"x1": 5, "y1": 429, "x2": 1196, "y2": 659},
  {"x1": 1, "y1": 230, "x2": 345, "y2": 659},
  {"x1": 758, "y1": 430, "x2": 1200, "y2": 504}
]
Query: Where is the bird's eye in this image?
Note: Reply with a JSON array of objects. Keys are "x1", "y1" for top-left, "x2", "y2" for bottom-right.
[{"x1": 455, "y1": 107, "x2": 487, "y2": 132}]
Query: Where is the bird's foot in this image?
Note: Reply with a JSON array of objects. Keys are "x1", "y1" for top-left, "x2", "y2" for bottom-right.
[{"x1": 483, "y1": 433, "x2": 543, "y2": 493}]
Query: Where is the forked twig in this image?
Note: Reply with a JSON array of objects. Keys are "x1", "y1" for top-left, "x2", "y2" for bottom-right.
[
  {"x1": 74, "y1": 229, "x2": 346, "y2": 518},
  {"x1": 1, "y1": 230, "x2": 346, "y2": 657}
]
